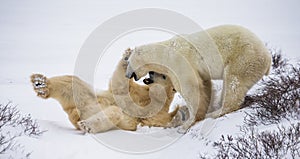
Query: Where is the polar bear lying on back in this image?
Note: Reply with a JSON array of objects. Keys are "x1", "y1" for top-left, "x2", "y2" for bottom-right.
[
  {"x1": 126, "y1": 25, "x2": 272, "y2": 131},
  {"x1": 30, "y1": 49, "x2": 183, "y2": 133}
]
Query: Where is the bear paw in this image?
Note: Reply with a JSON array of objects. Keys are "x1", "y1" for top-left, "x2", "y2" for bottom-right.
[
  {"x1": 30, "y1": 74, "x2": 49, "y2": 98},
  {"x1": 167, "y1": 106, "x2": 190, "y2": 128},
  {"x1": 205, "y1": 108, "x2": 231, "y2": 119},
  {"x1": 78, "y1": 120, "x2": 94, "y2": 133}
]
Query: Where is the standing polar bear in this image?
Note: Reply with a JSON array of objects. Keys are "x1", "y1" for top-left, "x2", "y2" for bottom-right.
[{"x1": 126, "y1": 25, "x2": 272, "y2": 131}]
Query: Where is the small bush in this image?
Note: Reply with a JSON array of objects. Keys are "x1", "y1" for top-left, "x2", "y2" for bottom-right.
[
  {"x1": 242, "y1": 51, "x2": 300, "y2": 126},
  {"x1": 199, "y1": 123, "x2": 300, "y2": 159},
  {"x1": 269, "y1": 48, "x2": 288, "y2": 70},
  {"x1": 0, "y1": 102, "x2": 44, "y2": 158}
]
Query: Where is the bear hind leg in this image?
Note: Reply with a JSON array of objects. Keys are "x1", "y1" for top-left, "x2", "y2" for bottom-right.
[
  {"x1": 206, "y1": 74, "x2": 249, "y2": 118},
  {"x1": 218, "y1": 59, "x2": 268, "y2": 117},
  {"x1": 78, "y1": 106, "x2": 122, "y2": 133},
  {"x1": 219, "y1": 73, "x2": 248, "y2": 116}
]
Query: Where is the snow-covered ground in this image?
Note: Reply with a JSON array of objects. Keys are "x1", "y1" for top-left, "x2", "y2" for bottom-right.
[
  {"x1": 0, "y1": 0, "x2": 299, "y2": 159},
  {"x1": 0, "y1": 82, "x2": 247, "y2": 159}
]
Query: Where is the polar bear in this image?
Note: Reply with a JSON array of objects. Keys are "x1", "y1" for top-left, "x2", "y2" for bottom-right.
[
  {"x1": 125, "y1": 25, "x2": 272, "y2": 132},
  {"x1": 31, "y1": 49, "x2": 180, "y2": 133}
]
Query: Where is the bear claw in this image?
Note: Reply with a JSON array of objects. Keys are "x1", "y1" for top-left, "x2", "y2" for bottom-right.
[{"x1": 78, "y1": 121, "x2": 93, "y2": 133}]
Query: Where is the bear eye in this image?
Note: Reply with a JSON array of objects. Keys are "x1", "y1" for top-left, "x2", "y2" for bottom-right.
[{"x1": 162, "y1": 75, "x2": 166, "y2": 80}]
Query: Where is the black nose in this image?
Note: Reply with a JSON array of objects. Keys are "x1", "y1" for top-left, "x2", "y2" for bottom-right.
[
  {"x1": 130, "y1": 72, "x2": 139, "y2": 81},
  {"x1": 143, "y1": 78, "x2": 154, "y2": 85}
]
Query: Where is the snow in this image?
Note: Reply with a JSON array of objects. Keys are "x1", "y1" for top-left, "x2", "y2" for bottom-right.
[{"x1": 0, "y1": 0, "x2": 299, "y2": 158}]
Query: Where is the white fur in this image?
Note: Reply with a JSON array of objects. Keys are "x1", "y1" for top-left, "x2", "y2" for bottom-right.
[{"x1": 126, "y1": 25, "x2": 272, "y2": 132}]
